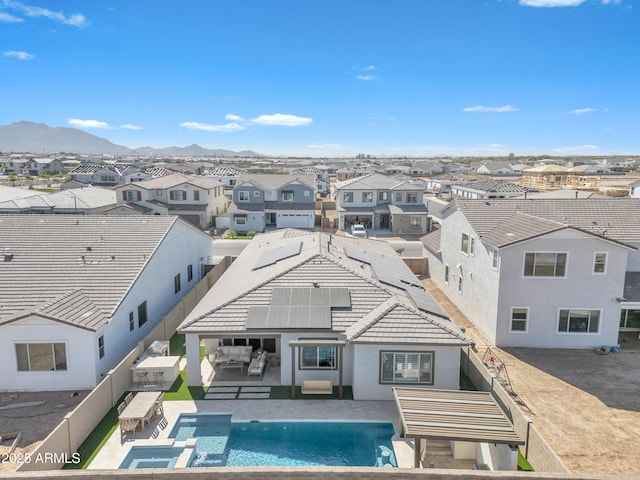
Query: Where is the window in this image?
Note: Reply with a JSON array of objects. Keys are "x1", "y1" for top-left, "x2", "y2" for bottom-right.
[
  {"x1": 524, "y1": 253, "x2": 567, "y2": 277},
  {"x1": 169, "y1": 190, "x2": 186, "y2": 201},
  {"x1": 15, "y1": 343, "x2": 67, "y2": 371},
  {"x1": 410, "y1": 217, "x2": 421, "y2": 227},
  {"x1": 444, "y1": 265, "x2": 449, "y2": 284},
  {"x1": 235, "y1": 215, "x2": 247, "y2": 225},
  {"x1": 362, "y1": 192, "x2": 373, "y2": 203},
  {"x1": 458, "y1": 276, "x2": 463, "y2": 294},
  {"x1": 174, "y1": 273, "x2": 181, "y2": 294},
  {"x1": 593, "y1": 253, "x2": 607, "y2": 274},
  {"x1": 304, "y1": 190, "x2": 310, "y2": 197},
  {"x1": 137, "y1": 301, "x2": 148, "y2": 327},
  {"x1": 620, "y1": 310, "x2": 640, "y2": 329},
  {"x1": 407, "y1": 192, "x2": 418, "y2": 204},
  {"x1": 492, "y1": 249, "x2": 500, "y2": 271},
  {"x1": 254, "y1": 190, "x2": 260, "y2": 197},
  {"x1": 395, "y1": 192, "x2": 403, "y2": 202},
  {"x1": 281, "y1": 190, "x2": 294, "y2": 201},
  {"x1": 238, "y1": 191, "x2": 249, "y2": 202},
  {"x1": 156, "y1": 189, "x2": 163, "y2": 196},
  {"x1": 342, "y1": 192, "x2": 353, "y2": 203},
  {"x1": 558, "y1": 309, "x2": 600, "y2": 333},
  {"x1": 380, "y1": 351, "x2": 433, "y2": 385},
  {"x1": 511, "y1": 308, "x2": 528, "y2": 332},
  {"x1": 129, "y1": 311, "x2": 134, "y2": 331},
  {"x1": 101, "y1": 175, "x2": 116, "y2": 182},
  {"x1": 193, "y1": 190, "x2": 200, "y2": 201},
  {"x1": 461, "y1": 233, "x2": 470, "y2": 254},
  {"x1": 300, "y1": 346, "x2": 337, "y2": 369},
  {"x1": 98, "y1": 335, "x2": 105, "y2": 359},
  {"x1": 469, "y1": 237, "x2": 475, "y2": 256},
  {"x1": 187, "y1": 264, "x2": 193, "y2": 282},
  {"x1": 122, "y1": 190, "x2": 141, "y2": 202},
  {"x1": 378, "y1": 191, "x2": 388, "y2": 202}
]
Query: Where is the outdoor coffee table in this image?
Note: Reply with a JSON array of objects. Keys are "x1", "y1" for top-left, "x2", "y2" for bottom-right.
[{"x1": 220, "y1": 360, "x2": 244, "y2": 376}]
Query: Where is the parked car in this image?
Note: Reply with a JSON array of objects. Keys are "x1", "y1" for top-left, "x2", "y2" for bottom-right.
[{"x1": 351, "y1": 224, "x2": 367, "y2": 238}]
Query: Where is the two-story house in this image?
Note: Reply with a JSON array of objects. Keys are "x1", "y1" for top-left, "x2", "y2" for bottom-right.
[
  {"x1": 290, "y1": 166, "x2": 329, "y2": 196},
  {"x1": 113, "y1": 173, "x2": 227, "y2": 229},
  {"x1": 421, "y1": 198, "x2": 640, "y2": 348},
  {"x1": 334, "y1": 173, "x2": 428, "y2": 235},
  {"x1": 0, "y1": 215, "x2": 213, "y2": 391},
  {"x1": 25, "y1": 157, "x2": 65, "y2": 176},
  {"x1": 228, "y1": 174, "x2": 316, "y2": 232},
  {"x1": 67, "y1": 163, "x2": 137, "y2": 187},
  {"x1": 450, "y1": 179, "x2": 529, "y2": 200}
]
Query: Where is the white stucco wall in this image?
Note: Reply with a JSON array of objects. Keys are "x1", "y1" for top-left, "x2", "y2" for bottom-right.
[
  {"x1": 351, "y1": 344, "x2": 461, "y2": 400},
  {"x1": 1, "y1": 317, "x2": 95, "y2": 391}
]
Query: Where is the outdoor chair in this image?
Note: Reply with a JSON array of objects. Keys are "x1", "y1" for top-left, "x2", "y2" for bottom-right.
[
  {"x1": 136, "y1": 371, "x2": 149, "y2": 387},
  {"x1": 152, "y1": 370, "x2": 164, "y2": 387},
  {"x1": 120, "y1": 418, "x2": 139, "y2": 439},
  {"x1": 117, "y1": 402, "x2": 126, "y2": 415},
  {"x1": 155, "y1": 394, "x2": 164, "y2": 417},
  {"x1": 124, "y1": 392, "x2": 133, "y2": 406}
]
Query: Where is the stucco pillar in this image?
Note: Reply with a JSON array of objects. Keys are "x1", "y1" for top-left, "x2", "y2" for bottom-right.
[{"x1": 185, "y1": 333, "x2": 202, "y2": 387}]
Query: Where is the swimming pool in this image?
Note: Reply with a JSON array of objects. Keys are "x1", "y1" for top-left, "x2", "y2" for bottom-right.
[
  {"x1": 120, "y1": 446, "x2": 184, "y2": 469},
  {"x1": 121, "y1": 414, "x2": 397, "y2": 468}
]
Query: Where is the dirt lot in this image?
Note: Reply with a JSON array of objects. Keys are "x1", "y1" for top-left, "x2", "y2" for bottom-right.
[
  {"x1": 0, "y1": 390, "x2": 89, "y2": 472},
  {"x1": 423, "y1": 278, "x2": 640, "y2": 477}
]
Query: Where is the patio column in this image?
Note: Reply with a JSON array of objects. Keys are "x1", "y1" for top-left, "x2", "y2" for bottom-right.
[
  {"x1": 338, "y1": 345, "x2": 343, "y2": 400},
  {"x1": 414, "y1": 437, "x2": 421, "y2": 468},
  {"x1": 185, "y1": 333, "x2": 202, "y2": 387},
  {"x1": 290, "y1": 344, "x2": 296, "y2": 400}
]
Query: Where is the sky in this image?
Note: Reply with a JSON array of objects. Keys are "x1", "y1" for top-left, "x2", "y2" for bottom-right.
[{"x1": 1, "y1": 0, "x2": 638, "y2": 157}]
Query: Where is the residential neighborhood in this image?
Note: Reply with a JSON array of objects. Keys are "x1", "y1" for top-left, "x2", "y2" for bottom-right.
[{"x1": 2, "y1": 152, "x2": 640, "y2": 478}]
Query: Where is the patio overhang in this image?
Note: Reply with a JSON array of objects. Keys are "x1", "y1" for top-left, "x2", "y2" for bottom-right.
[
  {"x1": 289, "y1": 339, "x2": 346, "y2": 400},
  {"x1": 393, "y1": 387, "x2": 524, "y2": 468}
]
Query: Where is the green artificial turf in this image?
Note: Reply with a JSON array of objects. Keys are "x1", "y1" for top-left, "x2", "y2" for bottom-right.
[{"x1": 163, "y1": 368, "x2": 207, "y2": 401}]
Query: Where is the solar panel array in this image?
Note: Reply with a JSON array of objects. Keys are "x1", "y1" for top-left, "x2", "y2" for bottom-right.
[
  {"x1": 344, "y1": 247, "x2": 423, "y2": 289},
  {"x1": 406, "y1": 287, "x2": 448, "y2": 318},
  {"x1": 245, "y1": 287, "x2": 350, "y2": 329},
  {"x1": 252, "y1": 241, "x2": 302, "y2": 270}
]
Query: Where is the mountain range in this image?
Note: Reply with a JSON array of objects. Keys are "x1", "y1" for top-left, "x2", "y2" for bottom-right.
[{"x1": 0, "y1": 121, "x2": 261, "y2": 157}]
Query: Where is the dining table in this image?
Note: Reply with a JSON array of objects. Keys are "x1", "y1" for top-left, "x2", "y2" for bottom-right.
[{"x1": 118, "y1": 391, "x2": 162, "y2": 430}]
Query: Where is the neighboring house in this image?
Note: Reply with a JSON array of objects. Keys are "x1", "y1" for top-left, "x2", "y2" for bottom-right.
[
  {"x1": 422, "y1": 198, "x2": 640, "y2": 348},
  {"x1": 228, "y1": 174, "x2": 316, "y2": 232},
  {"x1": 179, "y1": 229, "x2": 467, "y2": 400},
  {"x1": 114, "y1": 173, "x2": 227, "y2": 229},
  {"x1": 125, "y1": 166, "x2": 174, "y2": 183},
  {"x1": 450, "y1": 179, "x2": 529, "y2": 200},
  {"x1": 205, "y1": 166, "x2": 243, "y2": 189},
  {"x1": 25, "y1": 157, "x2": 64, "y2": 176},
  {"x1": 630, "y1": 180, "x2": 640, "y2": 198},
  {"x1": 476, "y1": 162, "x2": 514, "y2": 176},
  {"x1": 336, "y1": 167, "x2": 369, "y2": 182},
  {"x1": 0, "y1": 186, "x2": 117, "y2": 214},
  {"x1": 0, "y1": 215, "x2": 213, "y2": 391},
  {"x1": 67, "y1": 163, "x2": 136, "y2": 187},
  {"x1": 290, "y1": 166, "x2": 329, "y2": 196},
  {"x1": 1, "y1": 158, "x2": 29, "y2": 175},
  {"x1": 334, "y1": 173, "x2": 428, "y2": 235}
]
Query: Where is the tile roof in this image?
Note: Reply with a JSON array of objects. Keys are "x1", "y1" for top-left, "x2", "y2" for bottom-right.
[
  {"x1": 179, "y1": 229, "x2": 466, "y2": 346},
  {"x1": 0, "y1": 215, "x2": 180, "y2": 331},
  {"x1": 335, "y1": 173, "x2": 421, "y2": 191},
  {"x1": 453, "y1": 179, "x2": 528, "y2": 194},
  {"x1": 236, "y1": 174, "x2": 316, "y2": 190},
  {"x1": 453, "y1": 198, "x2": 640, "y2": 243},
  {"x1": 126, "y1": 173, "x2": 223, "y2": 190}
]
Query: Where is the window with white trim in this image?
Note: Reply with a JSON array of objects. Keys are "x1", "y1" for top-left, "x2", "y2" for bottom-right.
[
  {"x1": 444, "y1": 265, "x2": 449, "y2": 284},
  {"x1": 187, "y1": 264, "x2": 193, "y2": 282},
  {"x1": 558, "y1": 309, "x2": 600, "y2": 333},
  {"x1": 281, "y1": 190, "x2": 294, "y2": 201},
  {"x1": 620, "y1": 309, "x2": 640, "y2": 329},
  {"x1": 511, "y1": 308, "x2": 528, "y2": 332},
  {"x1": 193, "y1": 190, "x2": 200, "y2": 201},
  {"x1": 410, "y1": 216, "x2": 421, "y2": 227},
  {"x1": 169, "y1": 190, "x2": 186, "y2": 201},
  {"x1": 407, "y1": 192, "x2": 418, "y2": 204},
  {"x1": 461, "y1": 233, "x2": 470, "y2": 255},
  {"x1": 98, "y1": 335, "x2": 105, "y2": 359},
  {"x1": 492, "y1": 249, "x2": 500, "y2": 271},
  {"x1": 15, "y1": 343, "x2": 67, "y2": 371},
  {"x1": 362, "y1": 192, "x2": 373, "y2": 203},
  {"x1": 378, "y1": 191, "x2": 388, "y2": 202},
  {"x1": 593, "y1": 252, "x2": 607, "y2": 274},
  {"x1": 254, "y1": 190, "x2": 260, "y2": 197},
  {"x1": 174, "y1": 273, "x2": 181, "y2": 294},
  {"x1": 343, "y1": 192, "x2": 353, "y2": 203},
  {"x1": 395, "y1": 192, "x2": 403, "y2": 202},
  {"x1": 129, "y1": 311, "x2": 134, "y2": 331},
  {"x1": 524, "y1": 252, "x2": 567, "y2": 277},
  {"x1": 238, "y1": 191, "x2": 249, "y2": 202},
  {"x1": 235, "y1": 215, "x2": 247, "y2": 225},
  {"x1": 380, "y1": 351, "x2": 433, "y2": 385},
  {"x1": 469, "y1": 237, "x2": 475, "y2": 256},
  {"x1": 458, "y1": 276, "x2": 463, "y2": 294}
]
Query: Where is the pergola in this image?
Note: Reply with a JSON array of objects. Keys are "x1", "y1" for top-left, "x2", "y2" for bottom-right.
[{"x1": 393, "y1": 387, "x2": 524, "y2": 468}]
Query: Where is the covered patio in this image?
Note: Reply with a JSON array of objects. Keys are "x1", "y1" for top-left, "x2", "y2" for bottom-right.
[{"x1": 393, "y1": 387, "x2": 524, "y2": 469}]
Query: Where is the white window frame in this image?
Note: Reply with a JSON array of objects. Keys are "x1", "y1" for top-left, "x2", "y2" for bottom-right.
[
  {"x1": 523, "y1": 252, "x2": 567, "y2": 278},
  {"x1": 557, "y1": 308, "x2": 601, "y2": 334},
  {"x1": 458, "y1": 276, "x2": 463, "y2": 294},
  {"x1": 235, "y1": 215, "x2": 247, "y2": 226},
  {"x1": 15, "y1": 342, "x2": 67, "y2": 372},
  {"x1": 593, "y1": 252, "x2": 607, "y2": 274},
  {"x1": 378, "y1": 191, "x2": 388, "y2": 202},
  {"x1": 410, "y1": 216, "x2": 421, "y2": 227},
  {"x1": 304, "y1": 190, "x2": 310, "y2": 197},
  {"x1": 281, "y1": 191, "x2": 294, "y2": 202},
  {"x1": 510, "y1": 307, "x2": 529, "y2": 333},
  {"x1": 253, "y1": 190, "x2": 260, "y2": 197},
  {"x1": 444, "y1": 265, "x2": 449, "y2": 284},
  {"x1": 380, "y1": 351, "x2": 434, "y2": 385},
  {"x1": 343, "y1": 192, "x2": 353, "y2": 203},
  {"x1": 362, "y1": 192, "x2": 373, "y2": 203},
  {"x1": 98, "y1": 335, "x2": 105, "y2": 359},
  {"x1": 407, "y1": 192, "x2": 418, "y2": 204},
  {"x1": 461, "y1": 233, "x2": 470, "y2": 255},
  {"x1": 469, "y1": 237, "x2": 475, "y2": 256},
  {"x1": 492, "y1": 249, "x2": 500, "y2": 271},
  {"x1": 238, "y1": 191, "x2": 250, "y2": 202}
]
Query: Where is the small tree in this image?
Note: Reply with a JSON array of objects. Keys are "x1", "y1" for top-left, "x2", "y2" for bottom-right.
[
  {"x1": 226, "y1": 229, "x2": 238, "y2": 239},
  {"x1": 247, "y1": 230, "x2": 257, "y2": 239}
]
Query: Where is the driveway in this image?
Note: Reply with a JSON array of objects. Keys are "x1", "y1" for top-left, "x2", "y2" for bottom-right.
[{"x1": 423, "y1": 278, "x2": 640, "y2": 477}]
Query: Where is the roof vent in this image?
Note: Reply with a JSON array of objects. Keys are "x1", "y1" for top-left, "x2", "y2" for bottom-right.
[
  {"x1": 4, "y1": 253, "x2": 14, "y2": 262},
  {"x1": 86, "y1": 246, "x2": 92, "y2": 252},
  {"x1": 312, "y1": 282, "x2": 319, "y2": 288}
]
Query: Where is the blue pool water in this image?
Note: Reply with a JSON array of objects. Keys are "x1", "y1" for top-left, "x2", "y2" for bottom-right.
[
  {"x1": 120, "y1": 446, "x2": 184, "y2": 469},
  {"x1": 121, "y1": 414, "x2": 397, "y2": 468}
]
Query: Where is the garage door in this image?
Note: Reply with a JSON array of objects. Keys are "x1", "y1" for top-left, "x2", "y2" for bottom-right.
[{"x1": 277, "y1": 213, "x2": 312, "y2": 228}]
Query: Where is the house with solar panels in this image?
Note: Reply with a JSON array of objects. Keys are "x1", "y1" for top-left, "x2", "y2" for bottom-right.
[
  {"x1": 179, "y1": 229, "x2": 468, "y2": 400},
  {"x1": 0, "y1": 215, "x2": 213, "y2": 391},
  {"x1": 422, "y1": 198, "x2": 640, "y2": 348}
]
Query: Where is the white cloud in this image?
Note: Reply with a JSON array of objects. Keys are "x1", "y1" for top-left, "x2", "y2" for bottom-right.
[
  {"x1": 519, "y1": 0, "x2": 585, "y2": 6},
  {"x1": 363, "y1": 65, "x2": 377, "y2": 71},
  {"x1": 463, "y1": 105, "x2": 519, "y2": 112},
  {"x1": 356, "y1": 74, "x2": 377, "y2": 81},
  {"x1": 250, "y1": 114, "x2": 312, "y2": 127},
  {"x1": 225, "y1": 114, "x2": 244, "y2": 121},
  {"x1": 180, "y1": 121, "x2": 245, "y2": 132},
  {"x1": 2, "y1": 0, "x2": 89, "y2": 27},
  {"x1": 68, "y1": 118, "x2": 112, "y2": 129},
  {"x1": 570, "y1": 108, "x2": 596, "y2": 115},
  {"x1": 3, "y1": 50, "x2": 33, "y2": 60},
  {"x1": 553, "y1": 144, "x2": 599, "y2": 153},
  {"x1": 0, "y1": 11, "x2": 23, "y2": 22},
  {"x1": 120, "y1": 124, "x2": 143, "y2": 130}
]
